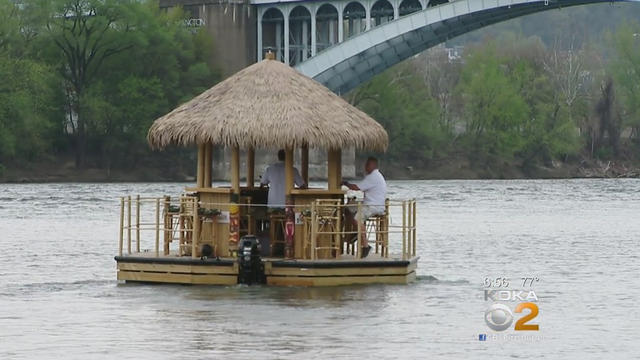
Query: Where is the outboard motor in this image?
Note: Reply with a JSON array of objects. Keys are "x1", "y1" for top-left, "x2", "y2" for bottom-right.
[{"x1": 237, "y1": 235, "x2": 265, "y2": 285}]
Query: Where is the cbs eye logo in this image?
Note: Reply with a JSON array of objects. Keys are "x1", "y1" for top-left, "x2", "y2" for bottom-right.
[{"x1": 485, "y1": 303, "x2": 539, "y2": 331}]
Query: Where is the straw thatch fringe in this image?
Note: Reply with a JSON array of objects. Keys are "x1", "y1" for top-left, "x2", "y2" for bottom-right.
[{"x1": 147, "y1": 59, "x2": 388, "y2": 152}]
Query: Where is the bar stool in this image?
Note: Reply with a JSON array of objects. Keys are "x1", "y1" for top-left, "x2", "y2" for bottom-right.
[
  {"x1": 301, "y1": 209, "x2": 312, "y2": 259},
  {"x1": 239, "y1": 196, "x2": 254, "y2": 237},
  {"x1": 344, "y1": 199, "x2": 389, "y2": 258},
  {"x1": 163, "y1": 196, "x2": 179, "y2": 255},
  {"x1": 341, "y1": 197, "x2": 358, "y2": 256},
  {"x1": 366, "y1": 213, "x2": 389, "y2": 257},
  {"x1": 178, "y1": 196, "x2": 197, "y2": 256},
  {"x1": 269, "y1": 209, "x2": 286, "y2": 257},
  {"x1": 342, "y1": 218, "x2": 357, "y2": 256},
  {"x1": 306, "y1": 199, "x2": 342, "y2": 259}
]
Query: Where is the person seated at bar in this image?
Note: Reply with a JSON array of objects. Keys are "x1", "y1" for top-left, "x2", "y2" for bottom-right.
[
  {"x1": 260, "y1": 149, "x2": 307, "y2": 208},
  {"x1": 342, "y1": 156, "x2": 387, "y2": 258}
]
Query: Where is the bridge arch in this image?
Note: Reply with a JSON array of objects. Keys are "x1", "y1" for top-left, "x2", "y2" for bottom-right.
[
  {"x1": 260, "y1": 7, "x2": 285, "y2": 62},
  {"x1": 399, "y1": 0, "x2": 423, "y2": 16},
  {"x1": 343, "y1": 2, "x2": 368, "y2": 39},
  {"x1": 288, "y1": 6, "x2": 312, "y2": 64},
  {"x1": 316, "y1": 4, "x2": 340, "y2": 53},
  {"x1": 371, "y1": 0, "x2": 395, "y2": 27},
  {"x1": 295, "y1": 0, "x2": 633, "y2": 94}
]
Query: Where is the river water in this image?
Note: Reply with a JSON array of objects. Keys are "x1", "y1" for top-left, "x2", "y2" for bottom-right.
[{"x1": 0, "y1": 180, "x2": 638, "y2": 359}]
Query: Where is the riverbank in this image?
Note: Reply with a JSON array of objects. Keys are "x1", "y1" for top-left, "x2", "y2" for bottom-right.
[
  {"x1": 384, "y1": 158, "x2": 640, "y2": 180},
  {"x1": 0, "y1": 158, "x2": 193, "y2": 183},
  {"x1": 2, "y1": 157, "x2": 638, "y2": 183}
]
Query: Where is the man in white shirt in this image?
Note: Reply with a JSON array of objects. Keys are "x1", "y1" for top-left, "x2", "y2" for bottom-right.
[
  {"x1": 342, "y1": 157, "x2": 387, "y2": 258},
  {"x1": 260, "y1": 150, "x2": 306, "y2": 208}
]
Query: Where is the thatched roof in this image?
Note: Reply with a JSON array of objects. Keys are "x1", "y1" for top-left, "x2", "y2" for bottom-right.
[{"x1": 147, "y1": 58, "x2": 388, "y2": 152}]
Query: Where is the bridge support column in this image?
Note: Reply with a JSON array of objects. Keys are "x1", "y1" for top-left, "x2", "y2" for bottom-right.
[
  {"x1": 365, "y1": 1, "x2": 371, "y2": 31},
  {"x1": 257, "y1": 8, "x2": 263, "y2": 60},
  {"x1": 311, "y1": 6, "x2": 317, "y2": 56},
  {"x1": 276, "y1": 22, "x2": 282, "y2": 61},
  {"x1": 284, "y1": 6, "x2": 290, "y2": 64},
  {"x1": 302, "y1": 19, "x2": 309, "y2": 61},
  {"x1": 337, "y1": 5, "x2": 344, "y2": 43},
  {"x1": 393, "y1": 0, "x2": 399, "y2": 19}
]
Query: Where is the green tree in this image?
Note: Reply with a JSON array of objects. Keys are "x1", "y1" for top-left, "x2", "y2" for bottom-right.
[
  {"x1": 505, "y1": 40, "x2": 581, "y2": 165},
  {"x1": 352, "y1": 64, "x2": 447, "y2": 165},
  {"x1": 82, "y1": 3, "x2": 219, "y2": 172},
  {"x1": 0, "y1": 0, "x2": 61, "y2": 166},
  {"x1": 609, "y1": 22, "x2": 640, "y2": 144},
  {"x1": 25, "y1": 0, "x2": 150, "y2": 167},
  {"x1": 457, "y1": 44, "x2": 529, "y2": 160},
  {"x1": 0, "y1": 57, "x2": 58, "y2": 162},
  {"x1": 0, "y1": 0, "x2": 20, "y2": 53},
  {"x1": 20, "y1": 0, "x2": 219, "y2": 171}
]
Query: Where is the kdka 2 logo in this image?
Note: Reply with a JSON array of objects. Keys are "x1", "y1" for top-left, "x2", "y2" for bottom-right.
[{"x1": 484, "y1": 289, "x2": 540, "y2": 332}]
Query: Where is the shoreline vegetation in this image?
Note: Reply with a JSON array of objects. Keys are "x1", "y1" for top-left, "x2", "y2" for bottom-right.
[
  {"x1": 2, "y1": 156, "x2": 638, "y2": 183},
  {"x1": 2, "y1": 2, "x2": 640, "y2": 182}
]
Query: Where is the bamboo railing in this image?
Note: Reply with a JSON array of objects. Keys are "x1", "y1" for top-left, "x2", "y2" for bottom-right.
[
  {"x1": 306, "y1": 198, "x2": 417, "y2": 260},
  {"x1": 117, "y1": 196, "x2": 418, "y2": 261}
]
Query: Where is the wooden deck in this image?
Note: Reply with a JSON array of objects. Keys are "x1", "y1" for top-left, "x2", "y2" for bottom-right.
[{"x1": 115, "y1": 253, "x2": 418, "y2": 286}]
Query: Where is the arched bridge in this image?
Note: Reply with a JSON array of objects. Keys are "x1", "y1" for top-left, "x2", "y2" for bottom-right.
[
  {"x1": 294, "y1": 0, "x2": 635, "y2": 93},
  {"x1": 162, "y1": 0, "x2": 637, "y2": 89},
  {"x1": 254, "y1": 0, "x2": 634, "y2": 94}
]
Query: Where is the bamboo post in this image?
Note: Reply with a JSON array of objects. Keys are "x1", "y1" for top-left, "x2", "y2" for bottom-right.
[
  {"x1": 301, "y1": 145, "x2": 309, "y2": 185},
  {"x1": 407, "y1": 200, "x2": 411, "y2": 258},
  {"x1": 192, "y1": 199, "x2": 200, "y2": 259},
  {"x1": 283, "y1": 147, "x2": 295, "y2": 258},
  {"x1": 247, "y1": 147, "x2": 255, "y2": 189},
  {"x1": 335, "y1": 201, "x2": 341, "y2": 259},
  {"x1": 375, "y1": 216, "x2": 380, "y2": 255},
  {"x1": 356, "y1": 201, "x2": 362, "y2": 258},
  {"x1": 204, "y1": 142, "x2": 212, "y2": 188},
  {"x1": 412, "y1": 200, "x2": 417, "y2": 257},
  {"x1": 212, "y1": 216, "x2": 218, "y2": 257},
  {"x1": 196, "y1": 144, "x2": 205, "y2": 188},
  {"x1": 136, "y1": 195, "x2": 140, "y2": 253},
  {"x1": 163, "y1": 196, "x2": 170, "y2": 255},
  {"x1": 284, "y1": 147, "x2": 294, "y2": 195},
  {"x1": 231, "y1": 146, "x2": 240, "y2": 194},
  {"x1": 179, "y1": 214, "x2": 185, "y2": 255},
  {"x1": 246, "y1": 197, "x2": 255, "y2": 235},
  {"x1": 155, "y1": 198, "x2": 160, "y2": 257},
  {"x1": 327, "y1": 149, "x2": 341, "y2": 190},
  {"x1": 327, "y1": 149, "x2": 334, "y2": 190},
  {"x1": 303, "y1": 215, "x2": 309, "y2": 259},
  {"x1": 229, "y1": 146, "x2": 241, "y2": 254},
  {"x1": 118, "y1": 197, "x2": 124, "y2": 256},
  {"x1": 336, "y1": 149, "x2": 342, "y2": 188},
  {"x1": 385, "y1": 198, "x2": 390, "y2": 258},
  {"x1": 127, "y1": 195, "x2": 132, "y2": 254},
  {"x1": 310, "y1": 202, "x2": 317, "y2": 260},
  {"x1": 402, "y1": 201, "x2": 407, "y2": 260}
]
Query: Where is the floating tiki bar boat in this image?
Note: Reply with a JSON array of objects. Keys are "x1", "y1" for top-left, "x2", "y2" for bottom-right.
[{"x1": 114, "y1": 55, "x2": 418, "y2": 286}]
